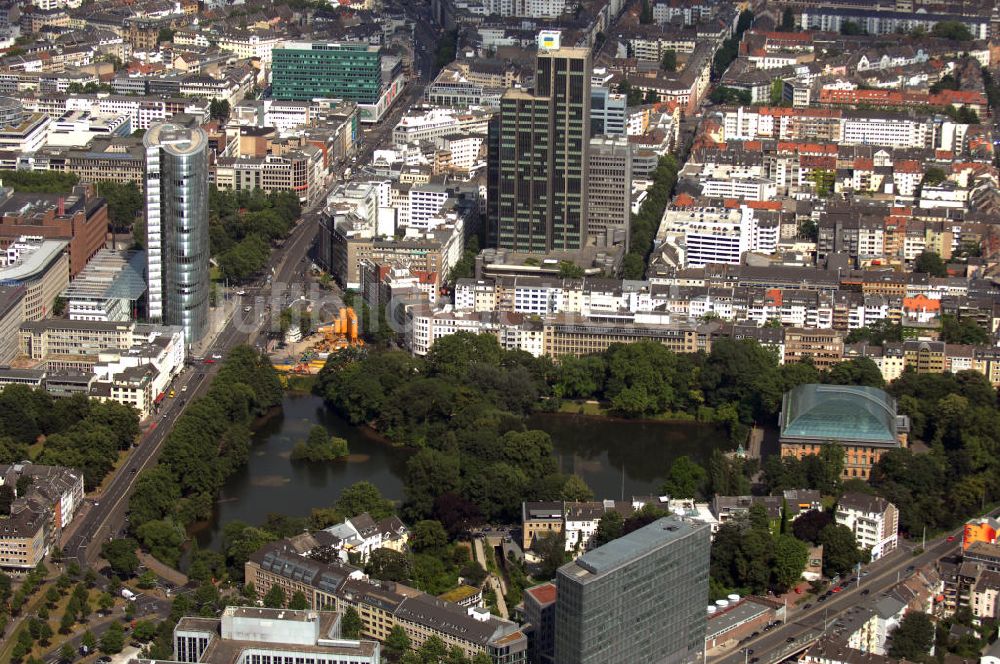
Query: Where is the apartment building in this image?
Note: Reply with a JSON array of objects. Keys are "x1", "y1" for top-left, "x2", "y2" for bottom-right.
[
  {"x1": 835, "y1": 492, "x2": 899, "y2": 561},
  {"x1": 783, "y1": 328, "x2": 844, "y2": 370},
  {"x1": 245, "y1": 539, "x2": 527, "y2": 663},
  {"x1": 214, "y1": 148, "x2": 324, "y2": 206},
  {"x1": 392, "y1": 107, "x2": 490, "y2": 145}
]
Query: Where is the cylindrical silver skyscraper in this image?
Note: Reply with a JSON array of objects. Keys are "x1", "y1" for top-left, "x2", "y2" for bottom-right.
[{"x1": 144, "y1": 122, "x2": 210, "y2": 345}]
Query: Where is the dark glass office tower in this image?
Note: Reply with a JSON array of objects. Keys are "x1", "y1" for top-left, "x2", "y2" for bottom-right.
[
  {"x1": 554, "y1": 517, "x2": 710, "y2": 664},
  {"x1": 488, "y1": 31, "x2": 591, "y2": 253}
]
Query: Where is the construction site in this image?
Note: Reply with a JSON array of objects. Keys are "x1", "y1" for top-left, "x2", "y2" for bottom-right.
[{"x1": 270, "y1": 307, "x2": 363, "y2": 378}]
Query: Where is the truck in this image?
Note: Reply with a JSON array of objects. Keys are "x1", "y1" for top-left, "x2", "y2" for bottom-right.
[{"x1": 121, "y1": 588, "x2": 137, "y2": 601}]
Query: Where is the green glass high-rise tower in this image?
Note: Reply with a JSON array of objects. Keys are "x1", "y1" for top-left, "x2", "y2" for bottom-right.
[{"x1": 272, "y1": 42, "x2": 383, "y2": 103}]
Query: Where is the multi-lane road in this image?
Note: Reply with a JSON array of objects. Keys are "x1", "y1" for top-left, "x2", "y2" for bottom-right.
[
  {"x1": 63, "y1": 187, "x2": 323, "y2": 567},
  {"x1": 712, "y1": 515, "x2": 998, "y2": 664}
]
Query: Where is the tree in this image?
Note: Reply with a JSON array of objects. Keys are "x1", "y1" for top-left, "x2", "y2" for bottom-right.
[
  {"x1": 561, "y1": 475, "x2": 594, "y2": 502},
  {"x1": 136, "y1": 519, "x2": 186, "y2": 567},
  {"x1": 535, "y1": 532, "x2": 569, "y2": 579},
  {"x1": 367, "y1": 548, "x2": 412, "y2": 583},
  {"x1": 335, "y1": 481, "x2": 394, "y2": 520},
  {"x1": 132, "y1": 620, "x2": 157, "y2": 642},
  {"x1": 888, "y1": 612, "x2": 935, "y2": 659},
  {"x1": 826, "y1": 358, "x2": 884, "y2": 388},
  {"x1": 931, "y1": 20, "x2": 972, "y2": 41},
  {"x1": 914, "y1": 251, "x2": 947, "y2": 277},
  {"x1": 594, "y1": 510, "x2": 625, "y2": 546},
  {"x1": 157, "y1": 27, "x2": 175, "y2": 43},
  {"x1": 818, "y1": 523, "x2": 866, "y2": 577},
  {"x1": 940, "y1": 315, "x2": 990, "y2": 345},
  {"x1": 287, "y1": 590, "x2": 309, "y2": 610},
  {"x1": 410, "y1": 520, "x2": 449, "y2": 555},
  {"x1": 209, "y1": 99, "x2": 231, "y2": 122},
  {"x1": 100, "y1": 622, "x2": 125, "y2": 654},
  {"x1": 923, "y1": 166, "x2": 947, "y2": 187},
  {"x1": 342, "y1": 607, "x2": 362, "y2": 639},
  {"x1": 98, "y1": 592, "x2": 115, "y2": 612},
  {"x1": 840, "y1": 20, "x2": 863, "y2": 35},
  {"x1": 791, "y1": 509, "x2": 832, "y2": 544},
  {"x1": 98, "y1": 181, "x2": 143, "y2": 233},
  {"x1": 101, "y1": 539, "x2": 140, "y2": 577},
  {"x1": 662, "y1": 455, "x2": 707, "y2": 498},
  {"x1": 82, "y1": 630, "x2": 97, "y2": 652},
  {"x1": 772, "y1": 534, "x2": 809, "y2": 592},
  {"x1": 384, "y1": 625, "x2": 411, "y2": 661},
  {"x1": 639, "y1": 0, "x2": 652, "y2": 23},
  {"x1": 263, "y1": 584, "x2": 286, "y2": 608},
  {"x1": 660, "y1": 49, "x2": 676, "y2": 72},
  {"x1": 291, "y1": 425, "x2": 349, "y2": 462},
  {"x1": 59, "y1": 643, "x2": 75, "y2": 663}
]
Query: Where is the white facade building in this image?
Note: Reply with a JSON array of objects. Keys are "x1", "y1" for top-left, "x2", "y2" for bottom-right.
[{"x1": 835, "y1": 493, "x2": 899, "y2": 561}]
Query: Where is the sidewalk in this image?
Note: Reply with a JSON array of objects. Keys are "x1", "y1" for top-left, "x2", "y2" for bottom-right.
[{"x1": 137, "y1": 550, "x2": 188, "y2": 587}]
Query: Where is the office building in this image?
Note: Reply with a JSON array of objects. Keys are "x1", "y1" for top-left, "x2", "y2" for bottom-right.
[
  {"x1": 0, "y1": 239, "x2": 70, "y2": 322},
  {"x1": 590, "y1": 86, "x2": 626, "y2": 136},
  {"x1": 0, "y1": 285, "x2": 23, "y2": 364},
  {"x1": 273, "y1": 42, "x2": 382, "y2": 102},
  {"x1": 488, "y1": 31, "x2": 591, "y2": 254},
  {"x1": 553, "y1": 516, "x2": 710, "y2": 664},
  {"x1": 144, "y1": 122, "x2": 210, "y2": 344},
  {"x1": 271, "y1": 42, "x2": 404, "y2": 123},
  {"x1": 0, "y1": 184, "x2": 107, "y2": 278},
  {"x1": 163, "y1": 606, "x2": 380, "y2": 664},
  {"x1": 586, "y1": 136, "x2": 631, "y2": 249},
  {"x1": 62, "y1": 249, "x2": 146, "y2": 322},
  {"x1": 779, "y1": 384, "x2": 907, "y2": 481}
]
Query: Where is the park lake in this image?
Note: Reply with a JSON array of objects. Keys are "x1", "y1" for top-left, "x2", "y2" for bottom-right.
[{"x1": 193, "y1": 392, "x2": 731, "y2": 550}]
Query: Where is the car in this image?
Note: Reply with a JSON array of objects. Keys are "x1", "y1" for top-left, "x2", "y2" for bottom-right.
[
  {"x1": 203, "y1": 358, "x2": 216, "y2": 364},
  {"x1": 787, "y1": 637, "x2": 796, "y2": 643},
  {"x1": 803, "y1": 603, "x2": 812, "y2": 609},
  {"x1": 817, "y1": 595, "x2": 827, "y2": 602},
  {"x1": 746, "y1": 649, "x2": 754, "y2": 655},
  {"x1": 751, "y1": 632, "x2": 759, "y2": 638},
  {"x1": 212, "y1": 353, "x2": 223, "y2": 359},
  {"x1": 750, "y1": 658, "x2": 759, "y2": 663},
  {"x1": 130, "y1": 468, "x2": 137, "y2": 473},
  {"x1": 947, "y1": 535, "x2": 956, "y2": 542},
  {"x1": 861, "y1": 589, "x2": 870, "y2": 596},
  {"x1": 181, "y1": 384, "x2": 188, "y2": 392},
  {"x1": 237, "y1": 290, "x2": 246, "y2": 296},
  {"x1": 832, "y1": 586, "x2": 842, "y2": 593},
  {"x1": 906, "y1": 565, "x2": 915, "y2": 572},
  {"x1": 243, "y1": 305, "x2": 252, "y2": 312}
]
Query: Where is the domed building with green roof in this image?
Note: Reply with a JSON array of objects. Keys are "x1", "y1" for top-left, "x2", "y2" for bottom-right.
[{"x1": 779, "y1": 384, "x2": 909, "y2": 481}]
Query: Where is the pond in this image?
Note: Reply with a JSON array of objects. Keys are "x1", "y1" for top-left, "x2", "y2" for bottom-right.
[{"x1": 193, "y1": 394, "x2": 731, "y2": 550}]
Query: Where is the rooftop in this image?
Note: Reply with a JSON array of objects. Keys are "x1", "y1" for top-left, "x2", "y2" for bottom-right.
[
  {"x1": 561, "y1": 517, "x2": 707, "y2": 580},
  {"x1": 0, "y1": 240, "x2": 68, "y2": 283},
  {"x1": 780, "y1": 384, "x2": 899, "y2": 446}
]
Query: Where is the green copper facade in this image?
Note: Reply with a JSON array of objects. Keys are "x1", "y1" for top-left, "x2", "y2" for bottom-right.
[{"x1": 272, "y1": 42, "x2": 382, "y2": 103}]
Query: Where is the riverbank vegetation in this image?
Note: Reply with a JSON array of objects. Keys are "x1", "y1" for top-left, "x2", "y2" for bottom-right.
[
  {"x1": 316, "y1": 333, "x2": 1000, "y2": 543},
  {"x1": 127, "y1": 346, "x2": 283, "y2": 564}
]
